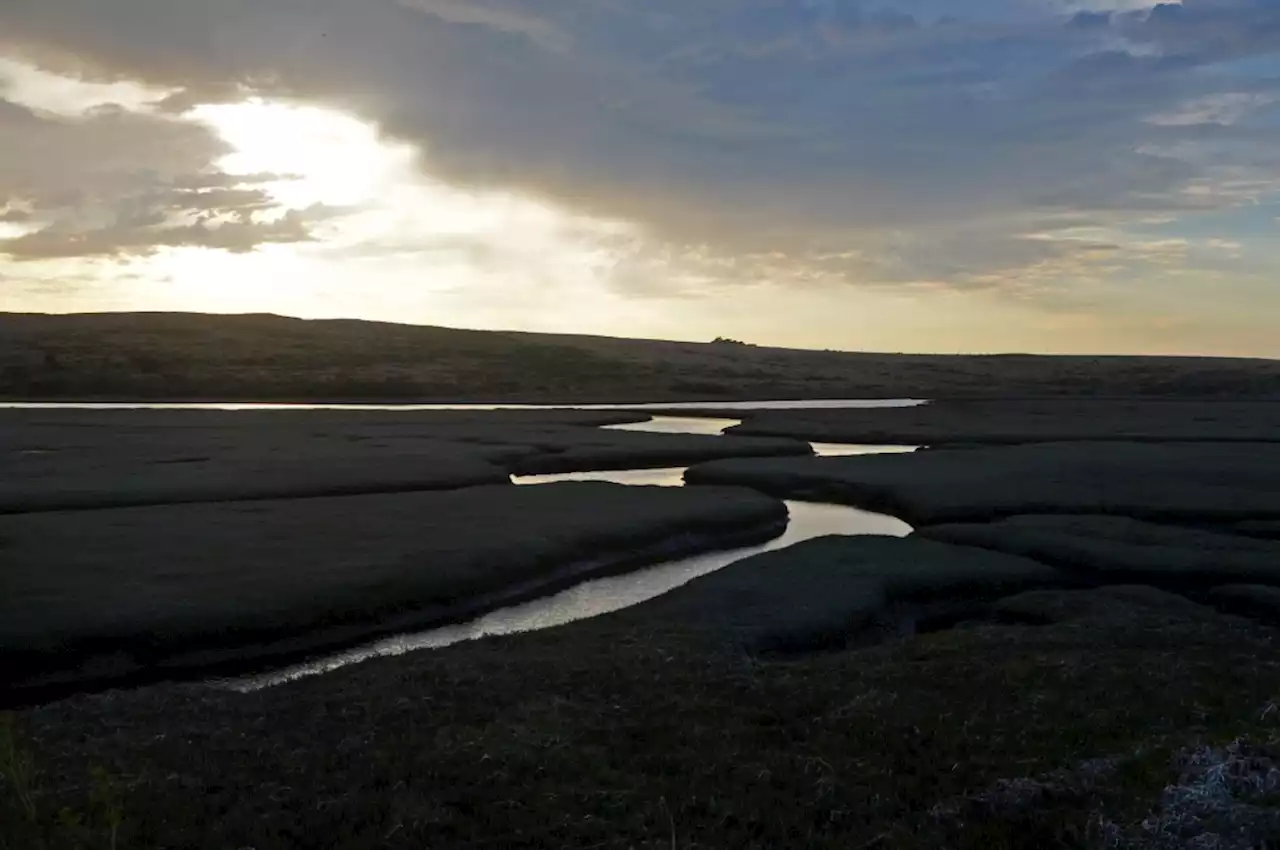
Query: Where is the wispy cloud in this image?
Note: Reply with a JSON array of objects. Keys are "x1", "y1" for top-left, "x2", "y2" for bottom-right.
[{"x1": 393, "y1": 0, "x2": 571, "y2": 52}]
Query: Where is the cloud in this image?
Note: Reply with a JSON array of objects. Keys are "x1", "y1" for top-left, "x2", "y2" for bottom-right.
[
  {"x1": 0, "y1": 95, "x2": 226, "y2": 206},
  {"x1": 0, "y1": 54, "x2": 172, "y2": 115},
  {"x1": 0, "y1": 93, "x2": 329, "y2": 261},
  {"x1": 1117, "y1": 0, "x2": 1280, "y2": 63},
  {"x1": 1, "y1": 0, "x2": 1279, "y2": 292},
  {"x1": 0, "y1": 208, "x2": 317, "y2": 260},
  {"x1": 0, "y1": 204, "x2": 33, "y2": 224},
  {"x1": 393, "y1": 0, "x2": 571, "y2": 51},
  {"x1": 1149, "y1": 91, "x2": 1279, "y2": 126}
]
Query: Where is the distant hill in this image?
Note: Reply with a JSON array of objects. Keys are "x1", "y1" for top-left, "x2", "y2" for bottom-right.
[{"x1": 1, "y1": 312, "x2": 1278, "y2": 402}]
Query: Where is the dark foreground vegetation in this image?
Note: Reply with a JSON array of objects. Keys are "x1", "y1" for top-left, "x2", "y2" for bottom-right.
[
  {"x1": 6, "y1": 584, "x2": 1280, "y2": 849},
  {"x1": 3, "y1": 311, "x2": 1279, "y2": 401}
]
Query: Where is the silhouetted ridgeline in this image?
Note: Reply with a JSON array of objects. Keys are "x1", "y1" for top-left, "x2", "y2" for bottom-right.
[{"x1": 2, "y1": 312, "x2": 1278, "y2": 401}]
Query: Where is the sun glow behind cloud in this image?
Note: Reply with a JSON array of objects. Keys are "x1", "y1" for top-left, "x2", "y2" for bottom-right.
[
  {"x1": 0, "y1": 55, "x2": 172, "y2": 115},
  {"x1": 187, "y1": 99, "x2": 415, "y2": 209},
  {"x1": 0, "y1": 55, "x2": 658, "y2": 332},
  {"x1": 124, "y1": 96, "x2": 655, "y2": 331},
  {"x1": 0, "y1": 221, "x2": 34, "y2": 241}
]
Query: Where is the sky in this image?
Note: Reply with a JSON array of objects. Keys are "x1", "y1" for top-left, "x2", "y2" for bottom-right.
[{"x1": 1, "y1": 0, "x2": 1278, "y2": 356}]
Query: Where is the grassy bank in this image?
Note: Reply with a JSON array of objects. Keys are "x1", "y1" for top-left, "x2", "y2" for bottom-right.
[
  {"x1": 1, "y1": 408, "x2": 810, "y2": 513},
  {"x1": 728, "y1": 398, "x2": 1280, "y2": 444},
  {"x1": 917, "y1": 515, "x2": 1280, "y2": 587},
  {"x1": 628, "y1": 534, "x2": 1075, "y2": 653},
  {"x1": 0, "y1": 483, "x2": 786, "y2": 703},
  {"x1": 685, "y1": 442, "x2": 1280, "y2": 526}
]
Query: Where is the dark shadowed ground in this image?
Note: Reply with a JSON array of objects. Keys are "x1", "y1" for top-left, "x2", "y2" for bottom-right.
[
  {"x1": 0, "y1": 483, "x2": 785, "y2": 702},
  {"x1": 627, "y1": 534, "x2": 1074, "y2": 653},
  {"x1": 0, "y1": 408, "x2": 809, "y2": 512},
  {"x1": 8, "y1": 374, "x2": 1280, "y2": 847},
  {"x1": 3, "y1": 311, "x2": 1279, "y2": 402},
  {"x1": 728, "y1": 398, "x2": 1280, "y2": 443},
  {"x1": 685, "y1": 441, "x2": 1280, "y2": 525},
  {"x1": 917, "y1": 515, "x2": 1280, "y2": 586}
]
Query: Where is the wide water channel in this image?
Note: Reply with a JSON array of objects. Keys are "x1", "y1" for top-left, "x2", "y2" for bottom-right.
[
  {"x1": 0, "y1": 399, "x2": 925, "y2": 411},
  {"x1": 230, "y1": 413, "x2": 918, "y2": 690}
]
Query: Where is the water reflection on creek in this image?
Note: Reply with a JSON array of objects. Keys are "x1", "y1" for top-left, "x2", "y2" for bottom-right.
[
  {"x1": 602, "y1": 416, "x2": 741, "y2": 436},
  {"x1": 601, "y1": 416, "x2": 922, "y2": 458},
  {"x1": 514, "y1": 467, "x2": 688, "y2": 487},
  {"x1": 233, "y1": 424, "x2": 915, "y2": 690},
  {"x1": 237, "y1": 496, "x2": 908, "y2": 689}
]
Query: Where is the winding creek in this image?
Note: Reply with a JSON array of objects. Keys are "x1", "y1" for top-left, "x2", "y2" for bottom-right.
[
  {"x1": 229, "y1": 413, "x2": 918, "y2": 690},
  {"x1": 4, "y1": 400, "x2": 921, "y2": 690}
]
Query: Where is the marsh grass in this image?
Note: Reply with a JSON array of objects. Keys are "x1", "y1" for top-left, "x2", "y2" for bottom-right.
[
  {"x1": 9, "y1": 587, "x2": 1280, "y2": 848},
  {"x1": 1, "y1": 713, "x2": 126, "y2": 850},
  {"x1": 1, "y1": 713, "x2": 37, "y2": 824},
  {"x1": 1, "y1": 483, "x2": 785, "y2": 703}
]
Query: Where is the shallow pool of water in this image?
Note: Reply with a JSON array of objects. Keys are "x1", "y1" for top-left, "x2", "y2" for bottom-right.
[
  {"x1": 600, "y1": 417, "x2": 924, "y2": 458},
  {"x1": 602, "y1": 415, "x2": 741, "y2": 436},
  {"x1": 812, "y1": 442, "x2": 920, "y2": 457},
  {"x1": 514, "y1": 467, "x2": 689, "y2": 487}
]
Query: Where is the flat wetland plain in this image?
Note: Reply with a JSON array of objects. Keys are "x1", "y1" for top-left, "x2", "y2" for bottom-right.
[{"x1": 5, "y1": 313, "x2": 1280, "y2": 849}]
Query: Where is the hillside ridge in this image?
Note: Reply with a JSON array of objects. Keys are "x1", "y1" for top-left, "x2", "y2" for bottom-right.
[{"x1": 3, "y1": 311, "x2": 1278, "y2": 401}]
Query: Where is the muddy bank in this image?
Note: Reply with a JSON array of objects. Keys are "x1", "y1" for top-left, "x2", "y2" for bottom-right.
[
  {"x1": 916, "y1": 515, "x2": 1280, "y2": 587},
  {"x1": 685, "y1": 441, "x2": 1280, "y2": 525},
  {"x1": 0, "y1": 408, "x2": 807, "y2": 513},
  {"x1": 503, "y1": 433, "x2": 809, "y2": 474},
  {"x1": 624, "y1": 534, "x2": 1072, "y2": 653},
  {"x1": 2, "y1": 445, "x2": 510, "y2": 513},
  {"x1": 0, "y1": 482, "x2": 785, "y2": 703},
  {"x1": 727, "y1": 398, "x2": 1280, "y2": 444}
]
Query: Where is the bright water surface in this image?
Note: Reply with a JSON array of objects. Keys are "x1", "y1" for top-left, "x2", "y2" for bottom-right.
[
  {"x1": 604, "y1": 415, "x2": 924, "y2": 456},
  {"x1": 602, "y1": 416, "x2": 741, "y2": 436},
  {"x1": 0, "y1": 399, "x2": 924, "y2": 411},
  {"x1": 811, "y1": 443, "x2": 920, "y2": 457}
]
